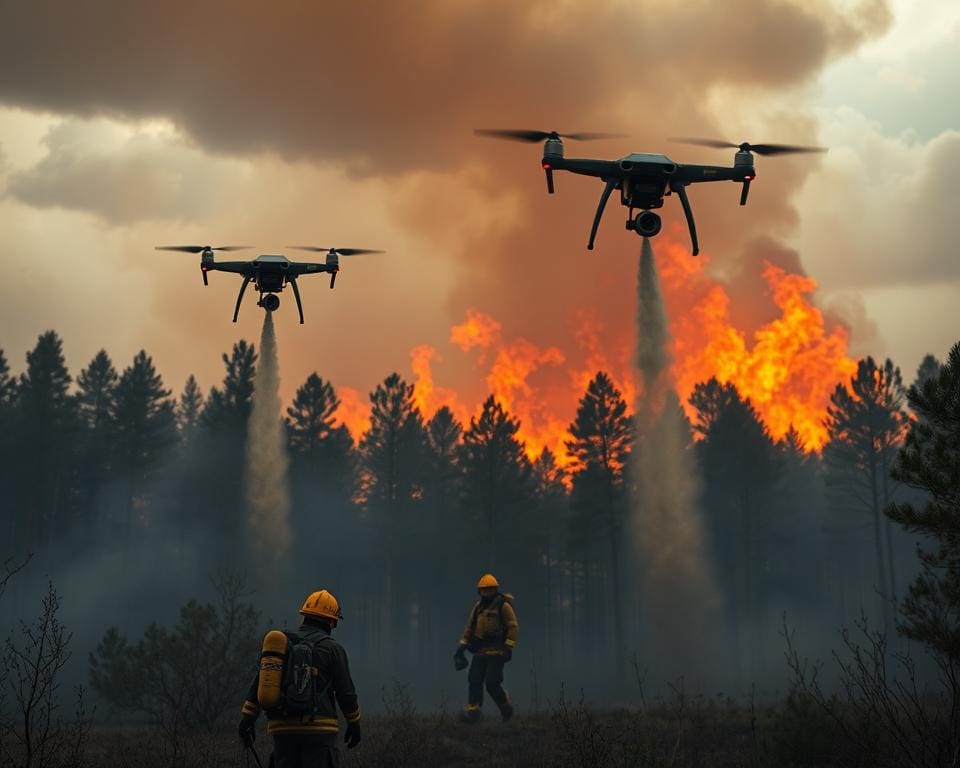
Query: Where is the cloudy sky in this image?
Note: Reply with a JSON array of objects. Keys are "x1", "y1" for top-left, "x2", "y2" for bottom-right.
[{"x1": 0, "y1": 0, "x2": 957, "y2": 419}]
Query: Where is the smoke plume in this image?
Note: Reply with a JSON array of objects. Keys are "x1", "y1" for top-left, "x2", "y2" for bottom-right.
[
  {"x1": 631, "y1": 237, "x2": 721, "y2": 683},
  {"x1": 245, "y1": 311, "x2": 291, "y2": 567}
]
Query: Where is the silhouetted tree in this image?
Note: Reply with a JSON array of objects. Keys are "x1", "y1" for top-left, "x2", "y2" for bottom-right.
[
  {"x1": 176, "y1": 374, "x2": 204, "y2": 438},
  {"x1": 418, "y1": 406, "x2": 464, "y2": 668},
  {"x1": 914, "y1": 353, "x2": 942, "y2": 392},
  {"x1": 0, "y1": 351, "x2": 17, "y2": 542},
  {"x1": 459, "y1": 395, "x2": 533, "y2": 569},
  {"x1": 11, "y1": 332, "x2": 78, "y2": 550},
  {"x1": 824, "y1": 357, "x2": 907, "y2": 628},
  {"x1": 886, "y1": 341, "x2": 960, "y2": 662},
  {"x1": 285, "y1": 373, "x2": 356, "y2": 550},
  {"x1": 771, "y1": 427, "x2": 828, "y2": 614},
  {"x1": 194, "y1": 341, "x2": 257, "y2": 539},
  {"x1": 0, "y1": 349, "x2": 15, "y2": 408},
  {"x1": 566, "y1": 372, "x2": 632, "y2": 672},
  {"x1": 110, "y1": 350, "x2": 177, "y2": 541},
  {"x1": 75, "y1": 350, "x2": 118, "y2": 534},
  {"x1": 358, "y1": 373, "x2": 426, "y2": 669},
  {"x1": 690, "y1": 378, "x2": 778, "y2": 678},
  {"x1": 530, "y1": 447, "x2": 568, "y2": 666}
]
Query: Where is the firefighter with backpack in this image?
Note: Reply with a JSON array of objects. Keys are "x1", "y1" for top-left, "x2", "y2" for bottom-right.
[
  {"x1": 453, "y1": 573, "x2": 519, "y2": 723},
  {"x1": 238, "y1": 589, "x2": 361, "y2": 768}
]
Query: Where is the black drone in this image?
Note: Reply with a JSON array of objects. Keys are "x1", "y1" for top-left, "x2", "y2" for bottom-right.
[
  {"x1": 154, "y1": 245, "x2": 383, "y2": 323},
  {"x1": 475, "y1": 130, "x2": 826, "y2": 255}
]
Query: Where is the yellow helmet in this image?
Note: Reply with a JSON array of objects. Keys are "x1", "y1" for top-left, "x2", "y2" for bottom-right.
[
  {"x1": 299, "y1": 589, "x2": 343, "y2": 623},
  {"x1": 477, "y1": 573, "x2": 499, "y2": 589}
]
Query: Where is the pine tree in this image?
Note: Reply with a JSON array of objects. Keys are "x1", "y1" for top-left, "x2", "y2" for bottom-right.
[
  {"x1": 11, "y1": 332, "x2": 78, "y2": 549},
  {"x1": 530, "y1": 447, "x2": 568, "y2": 666},
  {"x1": 459, "y1": 395, "x2": 533, "y2": 569},
  {"x1": 75, "y1": 350, "x2": 119, "y2": 534},
  {"x1": 177, "y1": 375, "x2": 204, "y2": 437},
  {"x1": 111, "y1": 350, "x2": 177, "y2": 538},
  {"x1": 194, "y1": 341, "x2": 257, "y2": 538},
  {"x1": 0, "y1": 350, "x2": 18, "y2": 542},
  {"x1": 359, "y1": 373, "x2": 425, "y2": 514},
  {"x1": 565, "y1": 372, "x2": 632, "y2": 671},
  {"x1": 423, "y1": 406, "x2": 463, "y2": 517},
  {"x1": 824, "y1": 357, "x2": 908, "y2": 627},
  {"x1": 689, "y1": 377, "x2": 777, "y2": 677},
  {"x1": 358, "y1": 373, "x2": 426, "y2": 669},
  {"x1": 0, "y1": 349, "x2": 16, "y2": 408},
  {"x1": 914, "y1": 354, "x2": 943, "y2": 391},
  {"x1": 886, "y1": 342, "x2": 960, "y2": 661},
  {"x1": 285, "y1": 373, "x2": 355, "y2": 522}
]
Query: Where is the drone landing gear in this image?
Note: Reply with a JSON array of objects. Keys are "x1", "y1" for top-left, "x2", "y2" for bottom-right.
[
  {"x1": 233, "y1": 276, "x2": 251, "y2": 323},
  {"x1": 626, "y1": 210, "x2": 662, "y2": 238}
]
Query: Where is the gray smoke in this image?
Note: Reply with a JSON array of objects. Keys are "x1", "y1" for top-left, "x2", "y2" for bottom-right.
[
  {"x1": 245, "y1": 311, "x2": 291, "y2": 567},
  {"x1": 630, "y1": 237, "x2": 721, "y2": 684}
]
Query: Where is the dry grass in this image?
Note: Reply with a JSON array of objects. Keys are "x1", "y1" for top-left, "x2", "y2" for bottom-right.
[{"x1": 43, "y1": 693, "x2": 850, "y2": 768}]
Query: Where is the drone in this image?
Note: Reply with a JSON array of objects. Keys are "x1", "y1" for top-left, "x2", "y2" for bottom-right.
[
  {"x1": 154, "y1": 245, "x2": 383, "y2": 323},
  {"x1": 475, "y1": 130, "x2": 826, "y2": 255}
]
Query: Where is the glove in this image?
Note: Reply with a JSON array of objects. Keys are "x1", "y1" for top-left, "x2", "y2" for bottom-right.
[
  {"x1": 238, "y1": 715, "x2": 256, "y2": 746},
  {"x1": 454, "y1": 647, "x2": 468, "y2": 671},
  {"x1": 504, "y1": 647, "x2": 513, "y2": 662},
  {"x1": 345, "y1": 720, "x2": 362, "y2": 749}
]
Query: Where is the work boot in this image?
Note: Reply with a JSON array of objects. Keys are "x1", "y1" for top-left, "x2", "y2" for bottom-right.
[
  {"x1": 500, "y1": 702, "x2": 514, "y2": 722},
  {"x1": 459, "y1": 707, "x2": 482, "y2": 724}
]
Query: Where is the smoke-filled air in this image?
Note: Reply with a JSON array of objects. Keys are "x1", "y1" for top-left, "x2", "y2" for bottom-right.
[{"x1": 1, "y1": 0, "x2": 959, "y2": 766}]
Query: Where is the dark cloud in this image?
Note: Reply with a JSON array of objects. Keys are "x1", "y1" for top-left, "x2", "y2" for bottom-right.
[{"x1": 0, "y1": 0, "x2": 890, "y2": 174}]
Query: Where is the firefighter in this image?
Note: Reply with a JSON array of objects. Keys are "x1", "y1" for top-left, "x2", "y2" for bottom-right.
[
  {"x1": 238, "y1": 589, "x2": 361, "y2": 768},
  {"x1": 453, "y1": 573, "x2": 519, "y2": 723}
]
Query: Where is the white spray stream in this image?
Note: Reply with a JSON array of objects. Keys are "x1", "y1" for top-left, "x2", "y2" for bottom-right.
[
  {"x1": 630, "y1": 237, "x2": 721, "y2": 682},
  {"x1": 245, "y1": 311, "x2": 291, "y2": 565}
]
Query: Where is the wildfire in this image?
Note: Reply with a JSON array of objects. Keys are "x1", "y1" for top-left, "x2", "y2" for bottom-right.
[
  {"x1": 664, "y1": 244, "x2": 856, "y2": 450},
  {"x1": 333, "y1": 239, "x2": 856, "y2": 459}
]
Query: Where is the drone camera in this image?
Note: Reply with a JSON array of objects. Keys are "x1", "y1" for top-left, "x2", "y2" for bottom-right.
[
  {"x1": 626, "y1": 210, "x2": 662, "y2": 238},
  {"x1": 261, "y1": 294, "x2": 280, "y2": 312}
]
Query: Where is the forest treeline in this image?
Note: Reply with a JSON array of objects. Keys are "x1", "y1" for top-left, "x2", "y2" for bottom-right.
[{"x1": 0, "y1": 332, "x2": 946, "y2": 692}]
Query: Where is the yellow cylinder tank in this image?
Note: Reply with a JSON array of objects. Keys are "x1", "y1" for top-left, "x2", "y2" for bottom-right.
[{"x1": 257, "y1": 630, "x2": 288, "y2": 709}]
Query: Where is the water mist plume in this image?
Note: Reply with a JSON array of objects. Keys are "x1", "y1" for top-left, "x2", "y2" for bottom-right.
[
  {"x1": 245, "y1": 312, "x2": 291, "y2": 565},
  {"x1": 631, "y1": 237, "x2": 721, "y2": 683}
]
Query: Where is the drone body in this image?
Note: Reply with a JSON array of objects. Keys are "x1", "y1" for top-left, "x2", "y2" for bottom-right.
[
  {"x1": 154, "y1": 245, "x2": 382, "y2": 323},
  {"x1": 477, "y1": 130, "x2": 826, "y2": 255}
]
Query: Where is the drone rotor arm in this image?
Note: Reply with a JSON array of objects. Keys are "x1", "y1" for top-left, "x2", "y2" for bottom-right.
[
  {"x1": 673, "y1": 183, "x2": 700, "y2": 256},
  {"x1": 587, "y1": 179, "x2": 618, "y2": 251},
  {"x1": 556, "y1": 158, "x2": 621, "y2": 179}
]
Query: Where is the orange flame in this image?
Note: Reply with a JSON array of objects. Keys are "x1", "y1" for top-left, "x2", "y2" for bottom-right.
[
  {"x1": 410, "y1": 344, "x2": 469, "y2": 423},
  {"x1": 334, "y1": 244, "x2": 857, "y2": 459},
  {"x1": 450, "y1": 308, "x2": 502, "y2": 352},
  {"x1": 335, "y1": 386, "x2": 371, "y2": 442},
  {"x1": 665, "y1": 246, "x2": 856, "y2": 450}
]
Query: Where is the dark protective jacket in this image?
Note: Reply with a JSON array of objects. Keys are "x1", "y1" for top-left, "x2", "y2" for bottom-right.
[
  {"x1": 459, "y1": 592, "x2": 518, "y2": 656},
  {"x1": 240, "y1": 621, "x2": 361, "y2": 740}
]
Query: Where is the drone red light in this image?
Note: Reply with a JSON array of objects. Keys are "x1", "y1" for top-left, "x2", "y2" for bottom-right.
[{"x1": 542, "y1": 163, "x2": 552, "y2": 169}]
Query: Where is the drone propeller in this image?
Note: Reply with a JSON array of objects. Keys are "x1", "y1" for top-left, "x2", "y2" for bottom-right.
[
  {"x1": 288, "y1": 247, "x2": 385, "y2": 256},
  {"x1": 668, "y1": 137, "x2": 827, "y2": 156},
  {"x1": 474, "y1": 129, "x2": 626, "y2": 143},
  {"x1": 154, "y1": 245, "x2": 252, "y2": 253}
]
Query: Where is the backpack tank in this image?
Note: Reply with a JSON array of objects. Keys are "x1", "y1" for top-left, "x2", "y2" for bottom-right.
[{"x1": 257, "y1": 630, "x2": 288, "y2": 708}]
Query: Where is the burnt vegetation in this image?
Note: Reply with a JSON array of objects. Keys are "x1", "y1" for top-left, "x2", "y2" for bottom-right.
[{"x1": 0, "y1": 334, "x2": 959, "y2": 766}]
